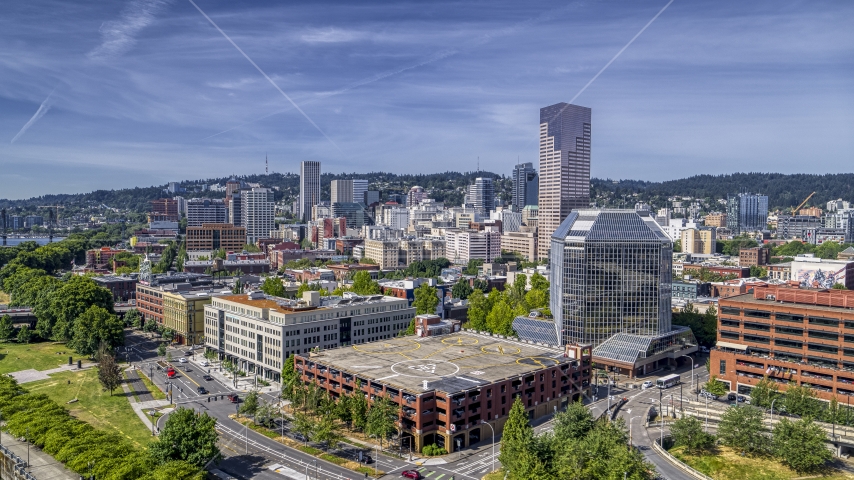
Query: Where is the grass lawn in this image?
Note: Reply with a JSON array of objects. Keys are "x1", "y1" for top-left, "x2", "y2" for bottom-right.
[
  {"x1": 26, "y1": 368, "x2": 154, "y2": 449},
  {"x1": 670, "y1": 446, "x2": 854, "y2": 480},
  {"x1": 0, "y1": 290, "x2": 10, "y2": 304},
  {"x1": 0, "y1": 341, "x2": 87, "y2": 374},
  {"x1": 135, "y1": 369, "x2": 167, "y2": 400}
]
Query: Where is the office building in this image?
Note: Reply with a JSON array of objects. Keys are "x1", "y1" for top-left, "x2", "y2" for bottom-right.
[
  {"x1": 827, "y1": 199, "x2": 851, "y2": 212},
  {"x1": 331, "y1": 202, "x2": 374, "y2": 229},
  {"x1": 445, "y1": 228, "x2": 501, "y2": 264},
  {"x1": 726, "y1": 193, "x2": 768, "y2": 235},
  {"x1": 364, "y1": 190, "x2": 380, "y2": 206},
  {"x1": 466, "y1": 178, "x2": 495, "y2": 217},
  {"x1": 186, "y1": 224, "x2": 247, "y2": 252},
  {"x1": 229, "y1": 193, "x2": 242, "y2": 226},
  {"x1": 300, "y1": 161, "x2": 321, "y2": 223},
  {"x1": 789, "y1": 254, "x2": 854, "y2": 290},
  {"x1": 511, "y1": 163, "x2": 539, "y2": 212},
  {"x1": 92, "y1": 275, "x2": 138, "y2": 302},
  {"x1": 777, "y1": 215, "x2": 822, "y2": 240},
  {"x1": 330, "y1": 179, "x2": 369, "y2": 205},
  {"x1": 739, "y1": 247, "x2": 770, "y2": 267},
  {"x1": 136, "y1": 273, "x2": 213, "y2": 327},
  {"x1": 500, "y1": 228, "x2": 538, "y2": 261},
  {"x1": 204, "y1": 291, "x2": 416, "y2": 382},
  {"x1": 163, "y1": 287, "x2": 226, "y2": 345},
  {"x1": 711, "y1": 285, "x2": 854, "y2": 402},
  {"x1": 242, "y1": 187, "x2": 275, "y2": 244},
  {"x1": 540, "y1": 209, "x2": 697, "y2": 377},
  {"x1": 704, "y1": 212, "x2": 727, "y2": 228},
  {"x1": 363, "y1": 238, "x2": 446, "y2": 270},
  {"x1": 680, "y1": 227, "x2": 716, "y2": 255},
  {"x1": 150, "y1": 198, "x2": 180, "y2": 222},
  {"x1": 187, "y1": 198, "x2": 227, "y2": 227},
  {"x1": 537, "y1": 103, "x2": 591, "y2": 259},
  {"x1": 408, "y1": 186, "x2": 427, "y2": 207},
  {"x1": 295, "y1": 332, "x2": 591, "y2": 453}
]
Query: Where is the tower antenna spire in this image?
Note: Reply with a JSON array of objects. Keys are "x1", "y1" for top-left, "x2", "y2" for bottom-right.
[{"x1": 266, "y1": 153, "x2": 268, "y2": 174}]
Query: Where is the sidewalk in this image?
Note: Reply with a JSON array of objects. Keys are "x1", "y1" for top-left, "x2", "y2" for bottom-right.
[
  {"x1": 9, "y1": 363, "x2": 96, "y2": 384},
  {"x1": 121, "y1": 366, "x2": 170, "y2": 435},
  {"x1": 1, "y1": 436, "x2": 78, "y2": 480}
]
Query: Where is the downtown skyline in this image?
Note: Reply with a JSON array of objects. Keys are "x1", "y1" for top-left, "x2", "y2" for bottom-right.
[{"x1": 1, "y1": 0, "x2": 852, "y2": 199}]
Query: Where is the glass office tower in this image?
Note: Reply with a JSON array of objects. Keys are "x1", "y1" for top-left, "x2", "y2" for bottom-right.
[{"x1": 549, "y1": 209, "x2": 673, "y2": 347}]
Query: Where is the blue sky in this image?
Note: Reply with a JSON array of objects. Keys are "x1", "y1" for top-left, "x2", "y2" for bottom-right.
[{"x1": 1, "y1": 0, "x2": 852, "y2": 199}]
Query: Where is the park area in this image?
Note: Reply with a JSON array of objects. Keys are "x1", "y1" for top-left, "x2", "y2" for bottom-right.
[
  {"x1": 0, "y1": 340, "x2": 88, "y2": 374},
  {"x1": 0, "y1": 340, "x2": 154, "y2": 448},
  {"x1": 670, "y1": 446, "x2": 854, "y2": 480}
]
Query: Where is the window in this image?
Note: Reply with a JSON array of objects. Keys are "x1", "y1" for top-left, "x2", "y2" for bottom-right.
[
  {"x1": 808, "y1": 330, "x2": 838, "y2": 341},
  {"x1": 809, "y1": 317, "x2": 839, "y2": 327},
  {"x1": 744, "y1": 309, "x2": 771, "y2": 319},
  {"x1": 775, "y1": 339, "x2": 803, "y2": 349},
  {"x1": 775, "y1": 326, "x2": 803, "y2": 336},
  {"x1": 743, "y1": 334, "x2": 770, "y2": 344},
  {"x1": 720, "y1": 307, "x2": 741, "y2": 316},
  {"x1": 719, "y1": 360, "x2": 726, "y2": 375},
  {"x1": 720, "y1": 331, "x2": 740, "y2": 340},
  {"x1": 776, "y1": 313, "x2": 804, "y2": 323},
  {"x1": 744, "y1": 322, "x2": 770, "y2": 332},
  {"x1": 808, "y1": 343, "x2": 838, "y2": 354}
]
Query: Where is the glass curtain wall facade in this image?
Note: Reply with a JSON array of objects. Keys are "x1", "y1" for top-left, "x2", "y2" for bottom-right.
[
  {"x1": 726, "y1": 193, "x2": 769, "y2": 234},
  {"x1": 512, "y1": 163, "x2": 538, "y2": 212},
  {"x1": 550, "y1": 210, "x2": 672, "y2": 347},
  {"x1": 537, "y1": 103, "x2": 591, "y2": 259},
  {"x1": 300, "y1": 161, "x2": 321, "y2": 223}
]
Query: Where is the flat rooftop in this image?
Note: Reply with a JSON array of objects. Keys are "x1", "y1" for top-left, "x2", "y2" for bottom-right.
[
  {"x1": 303, "y1": 331, "x2": 568, "y2": 395},
  {"x1": 725, "y1": 293, "x2": 854, "y2": 316}
]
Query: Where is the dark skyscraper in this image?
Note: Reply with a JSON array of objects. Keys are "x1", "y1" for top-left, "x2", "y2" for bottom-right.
[
  {"x1": 511, "y1": 162, "x2": 538, "y2": 212},
  {"x1": 726, "y1": 192, "x2": 769, "y2": 235},
  {"x1": 537, "y1": 103, "x2": 591, "y2": 259}
]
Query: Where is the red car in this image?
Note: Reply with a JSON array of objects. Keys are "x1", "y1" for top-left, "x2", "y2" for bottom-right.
[
  {"x1": 166, "y1": 367, "x2": 176, "y2": 378},
  {"x1": 401, "y1": 471, "x2": 421, "y2": 479}
]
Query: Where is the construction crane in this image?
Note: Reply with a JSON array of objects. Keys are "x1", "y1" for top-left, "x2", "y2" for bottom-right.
[
  {"x1": 37, "y1": 205, "x2": 66, "y2": 243},
  {"x1": 792, "y1": 192, "x2": 816, "y2": 215}
]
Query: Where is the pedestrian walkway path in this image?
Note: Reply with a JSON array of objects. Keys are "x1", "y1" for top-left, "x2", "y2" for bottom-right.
[
  {"x1": 8, "y1": 363, "x2": 95, "y2": 384},
  {"x1": 1, "y1": 435, "x2": 78, "y2": 480},
  {"x1": 189, "y1": 357, "x2": 280, "y2": 395},
  {"x1": 124, "y1": 367, "x2": 156, "y2": 402}
]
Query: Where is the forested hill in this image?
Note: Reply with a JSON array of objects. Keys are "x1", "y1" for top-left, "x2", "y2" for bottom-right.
[
  {"x1": 593, "y1": 173, "x2": 854, "y2": 210},
  {"x1": 2, "y1": 171, "x2": 852, "y2": 213}
]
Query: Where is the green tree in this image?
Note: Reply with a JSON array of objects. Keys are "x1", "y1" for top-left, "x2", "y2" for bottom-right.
[
  {"x1": 0, "y1": 315, "x2": 14, "y2": 342},
  {"x1": 717, "y1": 405, "x2": 769, "y2": 455},
  {"x1": 239, "y1": 391, "x2": 260, "y2": 417},
  {"x1": 412, "y1": 283, "x2": 439, "y2": 315},
  {"x1": 465, "y1": 289, "x2": 489, "y2": 330},
  {"x1": 68, "y1": 305, "x2": 125, "y2": 356},
  {"x1": 139, "y1": 461, "x2": 205, "y2": 480},
  {"x1": 512, "y1": 273, "x2": 527, "y2": 298},
  {"x1": 524, "y1": 288, "x2": 548, "y2": 310},
  {"x1": 149, "y1": 407, "x2": 220, "y2": 467},
  {"x1": 157, "y1": 343, "x2": 167, "y2": 357},
  {"x1": 499, "y1": 397, "x2": 534, "y2": 476},
  {"x1": 670, "y1": 416, "x2": 715, "y2": 454},
  {"x1": 48, "y1": 275, "x2": 115, "y2": 341},
  {"x1": 703, "y1": 375, "x2": 728, "y2": 397},
  {"x1": 485, "y1": 293, "x2": 516, "y2": 336},
  {"x1": 17, "y1": 325, "x2": 32, "y2": 344},
  {"x1": 144, "y1": 319, "x2": 158, "y2": 333},
  {"x1": 832, "y1": 283, "x2": 846, "y2": 290},
  {"x1": 292, "y1": 411, "x2": 316, "y2": 445},
  {"x1": 124, "y1": 308, "x2": 142, "y2": 329},
  {"x1": 334, "y1": 392, "x2": 354, "y2": 428},
  {"x1": 772, "y1": 417, "x2": 831, "y2": 473},
  {"x1": 313, "y1": 414, "x2": 343, "y2": 451},
  {"x1": 162, "y1": 328, "x2": 175, "y2": 343},
  {"x1": 784, "y1": 383, "x2": 821, "y2": 418},
  {"x1": 552, "y1": 401, "x2": 594, "y2": 442},
  {"x1": 749, "y1": 377, "x2": 780, "y2": 409},
  {"x1": 260, "y1": 276, "x2": 286, "y2": 297},
  {"x1": 451, "y1": 279, "x2": 473, "y2": 300},
  {"x1": 749, "y1": 265, "x2": 768, "y2": 278},
  {"x1": 350, "y1": 389, "x2": 368, "y2": 432},
  {"x1": 529, "y1": 272, "x2": 549, "y2": 291},
  {"x1": 351, "y1": 270, "x2": 381, "y2": 295},
  {"x1": 463, "y1": 259, "x2": 483, "y2": 275},
  {"x1": 232, "y1": 279, "x2": 243, "y2": 294},
  {"x1": 280, "y1": 354, "x2": 298, "y2": 392},
  {"x1": 97, "y1": 352, "x2": 122, "y2": 396},
  {"x1": 366, "y1": 397, "x2": 399, "y2": 449}
]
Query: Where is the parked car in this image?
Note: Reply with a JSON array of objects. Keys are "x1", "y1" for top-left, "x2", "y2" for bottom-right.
[
  {"x1": 203, "y1": 374, "x2": 213, "y2": 381},
  {"x1": 362, "y1": 454, "x2": 373, "y2": 464},
  {"x1": 200, "y1": 360, "x2": 209, "y2": 367},
  {"x1": 727, "y1": 393, "x2": 737, "y2": 401},
  {"x1": 641, "y1": 381, "x2": 654, "y2": 389},
  {"x1": 197, "y1": 386, "x2": 208, "y2": 394},
  {"x1": 699, "y1": 346, "x2": 710, "y2": 353},
  {"x1": 228, "y1": 394, "x2": 239, "y2": 403},
  {"x1": 401, "y1": 471, "x2": 421, "y2": 479},
  {"x1": 184, "y1": 351, "x2": 193, "y2": 356}
]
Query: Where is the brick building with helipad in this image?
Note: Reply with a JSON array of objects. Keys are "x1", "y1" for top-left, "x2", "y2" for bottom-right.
[{"x1": 295, "y1": 330, "x2": 592, "y2": 453}]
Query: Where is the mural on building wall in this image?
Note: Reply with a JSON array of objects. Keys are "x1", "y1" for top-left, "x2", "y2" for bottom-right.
[{"x1": 795, "y1": 265, "x2": 846, "y2": 289}]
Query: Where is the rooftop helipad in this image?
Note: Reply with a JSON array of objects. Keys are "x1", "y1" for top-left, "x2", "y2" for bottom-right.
[{"x1": 302, "y1": 331, "x2": 568, "y2": 395}]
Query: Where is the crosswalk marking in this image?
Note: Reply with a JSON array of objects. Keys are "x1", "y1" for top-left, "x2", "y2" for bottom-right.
[{"x1": 435, "y1": 475, "x2": 445, "y2": 480}]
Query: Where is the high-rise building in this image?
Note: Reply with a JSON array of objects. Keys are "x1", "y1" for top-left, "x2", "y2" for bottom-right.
[
  {"x1": 331, "y1": 202, "x2": 374, "y2": 229},
  {"x1": 680, "y1": 227, "x2": 716, "y2": 255},
  {"x1": 511, "y1": 163, "x2": 538, "y2": 212},
  {"x1": 187, "y1": 199, "x2": 227, "y2": 227},
  {"x1": 537, "y1": 103, "x2": 591, "y2": 259},
  {"x1": 300, "y1": 161, "x2": 321, "y2": 223},
  {"x1": 241, "y1": 187, "x2": 275, "y2": 245},
  {"x1": 330, "y1": 179, "x2": 369, "y2": 204},
  {"x1": 549, "y1": 209, "x2": 673, "y2": 347},
  {"x1": 466, "y1": 178, "x2": 494, "y2": 216},
  {"x1": 726, "y1": 192, "x2": 769, "y2": 235},
  {"x1": 228, "y1": 193, "x2": 242, "y2": 226},
  {"x1": 186, "y1": 224, "x2": 247, "y2": 251},
  {"x1": 150, "y1": 198, "x2": 180, "y2": 222},
  {"x1": 408, "y1": 186, "x2": 427, "y2": 206}
]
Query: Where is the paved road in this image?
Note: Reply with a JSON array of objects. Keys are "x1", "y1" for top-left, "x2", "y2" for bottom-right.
[{"x1": 128, "y1": 330, "x2": 711, "y2": 480}]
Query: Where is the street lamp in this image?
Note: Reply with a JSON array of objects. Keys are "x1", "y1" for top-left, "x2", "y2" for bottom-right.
[
  {"x1": 770, "y1": 398, "x2": 778, "y2": 422},
  {"x1": 629, "y1": 415, "x2": 643, "y2": 447},
  {"x1": 679, "y1": 354, "x2": 696, "y2": 394},
  {"x1": 659, "y1": 394, "x2": 673, "y2": 447},
  {"x1": 481, "y1": 419, "x2": 496, "y2": 474},
  {"x1": 149, "y1": 409, "x2": 156, "y2": 436},
  {"x1": 313, "y1": 459, "x2": 318, "y2": 480}
]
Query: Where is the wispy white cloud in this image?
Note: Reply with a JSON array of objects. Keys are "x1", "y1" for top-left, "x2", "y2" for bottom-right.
[
  {"x1": 300, "y1": 27, "x2": 366, "y2": 44},
  {"x1": 87, "y1": 0, "x2": 173, "y2": 61},
  {"x1": 10, "y1": 89, "x2": 55, "y2": 144}
]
